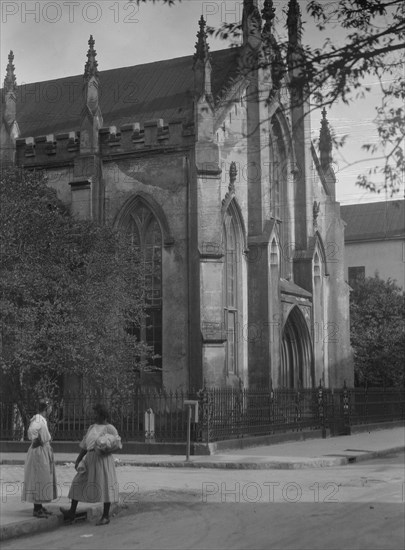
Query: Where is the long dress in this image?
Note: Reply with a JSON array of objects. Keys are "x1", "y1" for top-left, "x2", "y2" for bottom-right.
[
  {"x1": 22, "y1": 414, "x2": 57, "y2": 503},
  {"x1": 68, "y1": 423, "x2": 120, "y2": 503}
]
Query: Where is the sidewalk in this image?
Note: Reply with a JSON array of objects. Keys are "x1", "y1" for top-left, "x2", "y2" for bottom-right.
[{"x1": 1, "y1": 426, "x2": 404, "y2": 542}]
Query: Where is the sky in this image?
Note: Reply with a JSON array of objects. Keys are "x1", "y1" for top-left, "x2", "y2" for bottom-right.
[{"x1": 0, "y1": 0, "x2": 401, "y2": 205}]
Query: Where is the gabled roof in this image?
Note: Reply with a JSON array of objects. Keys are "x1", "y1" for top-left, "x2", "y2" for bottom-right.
[
  {"x1": 280, "y1": 278, "x2": 312, "y2": 299},
  {"x1": 2, "y1": 48, "x2": 241, "y2": 138},
  {"x1": 341, "y1": 200, "x2": 405, "y2": 242}
]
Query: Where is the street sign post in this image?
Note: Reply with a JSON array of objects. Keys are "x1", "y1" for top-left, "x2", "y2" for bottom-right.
[{"x1": 184, "y1": 400, "x2": 199, "y2": 461}]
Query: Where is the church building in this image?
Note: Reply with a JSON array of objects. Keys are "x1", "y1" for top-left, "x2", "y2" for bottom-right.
[{"x1": 1, "y1": 0, "x2": 354, "y2": 391}]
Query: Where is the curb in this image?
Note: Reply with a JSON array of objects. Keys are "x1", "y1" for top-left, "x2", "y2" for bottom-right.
[
  {"x1": 342, "y1": 445, "x2": 405, "y2": 464},
  {"x1": 114, "y1": 457, "x2": 349, "y2": 469},
  {"x1": 0, "y1": 499, "x2": 126, "y2": 542},
  {"x1": 1, "y1": 446, "x2": 403, "y2": 470},
  {"x1": 105, "y1": 445, "x2": 405, "y2": 469},
  {"x1": 1, "y1": 458, "x2": 347, "y2": 469}
]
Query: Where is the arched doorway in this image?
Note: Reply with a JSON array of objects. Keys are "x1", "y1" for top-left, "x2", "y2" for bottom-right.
[{"x1": 281, "y1": 306, "x2": 313, "y2": 388}]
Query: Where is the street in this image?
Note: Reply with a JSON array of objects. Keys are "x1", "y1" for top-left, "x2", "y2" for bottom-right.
[{"x1": 2, "y1": 452, "x2": 404, "y2": 550}]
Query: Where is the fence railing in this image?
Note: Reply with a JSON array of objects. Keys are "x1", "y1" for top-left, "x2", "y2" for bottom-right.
[
  {"x1": 344, "y1": 387, "x2": 405, "y2": 427},
  {"x1": 196, "y1": 387, "x2": 323, "y2": 442},
  {"x1": 55, "y1": 390, "x2": 192, "y2": 442},
  {"x1": 1, "y1": 385, "x2": 403, "y2": 443},
  {"x1": 0, "y1": 389, "x2": 194, "y2": 443}
]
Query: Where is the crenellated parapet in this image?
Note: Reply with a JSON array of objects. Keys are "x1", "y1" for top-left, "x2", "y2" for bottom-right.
[
  {"x1": 99, "y1": 119, "x2": 195, "y2": 155},
  {"x1": 15, "y1": 118, "x2": 195, "y2": 165},
  {"x1": 15, "y1": 131, "x2": 79, "y2": 165}
]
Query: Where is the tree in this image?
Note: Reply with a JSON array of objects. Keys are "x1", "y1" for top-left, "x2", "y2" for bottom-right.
[
  {"x1": 0, "y1": 166, "x2": 154, "y2": 427},
  {"x1": 350, "y1": 275, "x2": 404, "y2": 387},
  {"x1": 207, "y1": 0, "x2": 404, "y2": 197},
  {"x1": 304, "y1": 0, "x2": 404, "y2": 197}
]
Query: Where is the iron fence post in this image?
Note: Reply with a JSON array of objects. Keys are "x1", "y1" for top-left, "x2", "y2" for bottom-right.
[
  {"x1": 269, "y1": 378, "x2": 274, "y2": 425},
  {"x1": 197, "y1": 385, "x2": 211, "y2": 444},
  {"x1": 295, "y1": 387, "x2": 302, "y2": 431},
  {"x1": 364, "y1": 384, "x2": 368, "y2": 424},
  {"x1": 342, "y1": 380, "x2": 351, "y2": 435},
  {"x1": 317, "y1": 380, "x2": 326, "y2": 438}
]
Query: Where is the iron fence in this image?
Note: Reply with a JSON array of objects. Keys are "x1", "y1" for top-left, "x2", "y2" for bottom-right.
[
  {"x1": 1, "y1": 385, "x2": 403, "y2": 443},
  {"x1": 195, "y1": 387, "x2": 323, "y2": 442},
  {"x1": 0, "y1": 389, "x2": 193, "y2": 443},
  {"x1": 346, "y1": 387, "x2": 405, "y2": 426},
  {"x1": 54, "y1": 390, "x2": 192, "y2": 442}
]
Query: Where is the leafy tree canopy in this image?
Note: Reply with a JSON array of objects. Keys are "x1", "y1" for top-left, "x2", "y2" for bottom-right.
[
  {"x1": 350, "y1": 275, "x2": 404, "y2": 387},
  {"x1": 0, "y1": 166, "x2": 153, "y2": 420},
  {"x1": 204, "y1": 0, "x2": 404, "y2": 197}
]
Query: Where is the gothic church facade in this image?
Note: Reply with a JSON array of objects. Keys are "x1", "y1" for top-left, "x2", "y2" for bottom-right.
[{"x1": 1, "y1": 0, "x2": 353, "y2": 391}]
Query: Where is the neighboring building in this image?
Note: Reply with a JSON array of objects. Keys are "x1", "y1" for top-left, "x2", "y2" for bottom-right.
[
  {"x1": 341, "y1": 201, "x2": 405, "y2": 290},
  {"x1": 1, "y1": 0, "x2": 353, "y2": 390}
]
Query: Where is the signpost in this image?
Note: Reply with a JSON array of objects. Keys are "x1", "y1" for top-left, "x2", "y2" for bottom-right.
[{"x1": 184, "y1": 400, "x2": 198, "y2": 461}]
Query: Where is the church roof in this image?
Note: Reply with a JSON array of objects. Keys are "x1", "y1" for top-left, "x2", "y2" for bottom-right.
[
  {"x1": 3, "y1": 48, "x2": 241, "y2": 138},
  {"x1": 341, "y1": 200, "x2": 405, "y2": 242},
  {"x1": 280, "y1": 278, "x2": 312, "y2": 298}
]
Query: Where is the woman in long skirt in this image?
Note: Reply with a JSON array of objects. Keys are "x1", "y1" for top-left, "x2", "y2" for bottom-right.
[
  {"x1": 60, "y1": 403, "x2": 122, "y2": 526},
  {"x1": 23, "y1": 399, "x2": 57, "y2": 517}
]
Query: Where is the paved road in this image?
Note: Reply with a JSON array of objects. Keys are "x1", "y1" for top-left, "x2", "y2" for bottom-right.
[{"x1": 2, "y1": 452, "x2": 404, "y2": 550}]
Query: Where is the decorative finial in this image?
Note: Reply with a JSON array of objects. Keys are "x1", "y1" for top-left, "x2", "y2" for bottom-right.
[
  {"x1": 313, "y1": 200, "x2": 320, "y2": 228},
  {"x1": 193, "y1": 16, "x2": 210, "y2": 65},
  {"x1": 287, "y1": 0, "x2": 302, "y2": 45},
  {"x1": 261, "y1": 0, "x2": 284, "y2": 87},
  {"x1": 84, "y1": 35, "x2": 99, "y2": 79},
  {"x1": 229, "y1": 162, "x2": 237, "y2": 193},
  {"x1": 242, "y1": 0, "x2": 262, "y2": 49},
  {"x1": 4, "y1": 50, "x2": 17, "y2": 93},
  {"x1": 319, "y1": 107, "x2": 333, "y2": 170},
  {"x1": 262, "y1": 0, "x2": 275, "y2": 36}
]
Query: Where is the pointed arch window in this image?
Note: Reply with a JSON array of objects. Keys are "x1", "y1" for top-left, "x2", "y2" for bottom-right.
[
  {"x1": 271, "y1": 117, "x2": 287, "y2": 219},
  {"x1": 271, "y1": 116, "x2": 289, "y2": 278},
  {"x1": 223, "y1": 209, "x2": 240, "y2": 375},
  {"x1": 126, "y1": 204, "x2": 162, "y2": 375}
]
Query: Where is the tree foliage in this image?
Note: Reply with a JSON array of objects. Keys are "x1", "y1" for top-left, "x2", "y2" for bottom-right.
[
  {"x1": 0, "y1": 166, "x2": 153, "y2": 420},
  {"x1": 304, "y1": 0, "x2": 404, "y2": 197},
  {"x1": 208, "y1": 0, "x2": 404, "y2": 197},
  {"x1": 350, "y1": 275, "x2": 404, "y2": 387}
]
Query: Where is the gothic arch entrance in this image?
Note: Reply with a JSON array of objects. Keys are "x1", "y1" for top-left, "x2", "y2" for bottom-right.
[{"x1": 281, "y1": 306, "x2": 313, "y2": 388}]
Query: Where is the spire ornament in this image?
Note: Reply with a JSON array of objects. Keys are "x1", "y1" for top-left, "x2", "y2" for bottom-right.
[
  {"x1": 242, "y1": 0, "x2": 262, "y2": 50},
  {"x1": 84, "y1": 35, "x2": 99, "y2": 80},
  {"x1": 319, "y1": 107, "x2": 333, "y2": 170},
  {"x1": 229, "y1": 161, "x2": 237, "y2": 194},
  {"x1": 261, "y1": 0, "x2": 284, "y2": 89},
  {"x1": 1, "y1": 50, "x2": 19, "y2": 162},
  {"x1": 4, "y1": 50, "x2": 17, "y2": 93},
  {"x1": 80, "y1": 35, "x2": 103, "y2": 152},
  {"x1": 193, "y1": 15, "x2": 210, "y2": 66},
  {"x1": 262, "y1": 0, "x2": 275, "y2": 38},
  {"x1": 287, "y1": 0, "x2": 302, "y2": 46},
  {"x1": 313, "y1": 200, "x2": 320, "y2": 229},
  {"x1": 193, "y1": 16, "x2": 212, "y2": 100}
]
